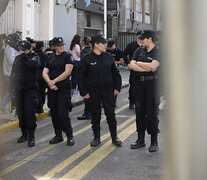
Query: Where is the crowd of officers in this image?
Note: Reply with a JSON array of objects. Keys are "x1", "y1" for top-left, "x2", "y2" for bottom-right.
[{"x1": 0, "y1": 30, "x2": 160, "y2": 152}]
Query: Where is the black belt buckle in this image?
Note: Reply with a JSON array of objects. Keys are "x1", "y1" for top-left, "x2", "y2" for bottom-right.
[{"x1": 140, "y1": 76, "x2": 144, "y2": 81}]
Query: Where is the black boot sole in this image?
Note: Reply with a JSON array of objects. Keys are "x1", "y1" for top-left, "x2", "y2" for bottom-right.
[
  {"x1": 130, "y1": 143, "x2": 146, "y2": 149},
  {"x1": 17, "y1": 138, "x2": 28, "y2": 143},
  {"x1": 112, "y1": 141, "x2": 122, "y2": 146},
  {"x1": 149, "y1": 146, "x2": 159, "y2": 152},
  {"x1": 49, "y1": 139, "x2": 64, "y2": 144},
  {"x1": 90, "y1": 141, "x2": 101, "y2": 147}
]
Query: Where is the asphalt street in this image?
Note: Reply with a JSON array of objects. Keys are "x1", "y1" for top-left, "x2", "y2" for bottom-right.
[{"x1": 0, "y1": 87, "x2": 164, "y2": 180}]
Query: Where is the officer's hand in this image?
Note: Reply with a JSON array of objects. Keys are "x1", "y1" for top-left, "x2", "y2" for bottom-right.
[
  {"x1": 114, "y1": 90, "x2": 120, "y2": 96},
  {"x1": 48, "y1": 80, "x2": 54, "y2": 88},
  {"x1": 127, "y1": 64, "x2": 132, "y2": 70},
  {"x1": 83, "y1": 93, "x2": 90, "y2": 99},
  {"x1": 50, "y1": 85, "x2": 58, "y2": 91}
]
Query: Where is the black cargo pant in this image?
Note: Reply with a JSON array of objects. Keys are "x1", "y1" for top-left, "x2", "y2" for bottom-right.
[
  {"x1": 88, "y1": 87, "x2": 117, "y2": 133},
  {"x1": 48, "y1": 87, "x2": 73, "y2": 137},
  {"x1": 135, "y1": 79, "x2": 159, "y2": 135},
  {"x1": 15, "y1": 89, "x2": 38, "y2": 130},
  {"x1": 129, "y1": 71, "x2": 136, "y2": 105},
  {"x1": 38, "y1": 79, "x2": 47, "y2": 108},
  {"x1": 83, "y1": 99, "x2": 91, "y2": 115}
]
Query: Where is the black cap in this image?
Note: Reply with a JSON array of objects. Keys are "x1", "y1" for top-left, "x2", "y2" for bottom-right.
[
  {"x1": 91, "y1": 35, "x2": 107, "y2": 44},
  {"x1": 26, "y1": 37, "x2": 35, "y2": 44},
  {"x1": 136, "y1": 31, "x2": 142, "y2": 36},
  {"x1": 138, "y1": 30, "x2": 156, "y2": 41},
  {"x1": 107, "y1": 40, "x2": 115, "y2": 48},
  {"x1": 19, "y1": 40, "x2": 31, "y2": 51},
  {"x1": 36, "y1": 41, "x2": 44, "y2": 49},
  {"x1": 52, "y1": 37, "x2": 65, "y2": 46},
  {"x1": 49, "y1": 40, "x2": 54, "y2": 47}
]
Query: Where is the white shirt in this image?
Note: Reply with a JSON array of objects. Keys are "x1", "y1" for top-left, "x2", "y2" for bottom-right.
[
  {"x1": 70, "y1": 44, "x2": 80, "y2": 61},
  {"x1": 3, "y1": 46, "x2": 19, "y2": 77}
]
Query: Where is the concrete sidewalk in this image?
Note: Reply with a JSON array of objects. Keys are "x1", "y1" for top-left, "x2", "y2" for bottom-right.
[{"x1": 0, "y1": 66, "x2": 130, "y2": 134}]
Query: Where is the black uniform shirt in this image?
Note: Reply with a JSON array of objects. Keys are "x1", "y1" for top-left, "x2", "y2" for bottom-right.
[
  {"x1": 132, "y1": 45, "x2": 160, "y2": 77},
  {"x1": 45, "y1": 51, "x2": 73, "y2": 88},
  {"x1": 106, "y1": 48, "x2": 123, "y2": 62},
  {"x1": 123, "y1": 41, "x2": 140, "y2": 65},
  {"x1": 78, "y1": 51, "x2": 122, "y2": 96}
]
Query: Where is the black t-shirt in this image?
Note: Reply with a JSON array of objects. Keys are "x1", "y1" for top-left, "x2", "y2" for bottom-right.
[
  {"x1": 132, "y1": 45, "x2": 160, "y2": 76},
  {"x1": 106, "y1": 48, "x2": 123, "y2": 62},
  {"x1": 45, "y1": 51, "x2": 73, "y2": 88}
]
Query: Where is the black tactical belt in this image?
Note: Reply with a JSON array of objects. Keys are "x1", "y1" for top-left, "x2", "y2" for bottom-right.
[{"x1": 138, "y1": 75, "x2": 158, "y2": 81}]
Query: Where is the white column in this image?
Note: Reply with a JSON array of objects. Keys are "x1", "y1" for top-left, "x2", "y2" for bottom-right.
[{"x1": 164, "y1": 0, "x2": 207, "y2": 179}]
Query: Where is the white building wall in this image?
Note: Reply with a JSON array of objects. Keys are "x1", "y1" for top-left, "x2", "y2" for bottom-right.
[
  {"x1": 0, "y1": 0, "x2": 15, "y2": 35},
  {"x1": 54, "y1": 4, "x2": 77, "y2": 50}
]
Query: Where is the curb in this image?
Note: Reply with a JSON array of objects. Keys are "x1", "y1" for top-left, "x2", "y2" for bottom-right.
[
  {"x1": 0, "y1": 111, "x2": 49, "y2": 135},
  {"x1": 0, "y1": 83, "x2": 129, "y2": 135}
]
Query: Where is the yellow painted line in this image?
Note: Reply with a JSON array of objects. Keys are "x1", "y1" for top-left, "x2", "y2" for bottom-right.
[
  {"x1": 0, "y1": 144, "x2": 56, "y2": 177},
  {"x1": 60, "y1": 123, "x2": 136, "y2": 180},
  {"x1": 0, "y1": 105, "x2": 128, "y2": 177},
  {"x1": 0, "y1": 111, "x2": 49, "y2": 135},
  {"x1": 38, "y1": 115, "x2": 135, "y2": 180}
]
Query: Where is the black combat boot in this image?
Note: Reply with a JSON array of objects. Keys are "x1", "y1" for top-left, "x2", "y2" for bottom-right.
[
  {"x1": 77, "y1": 113, "x2": 91, "y2": 120},
  {"x1": 66, "y1": 132, "x2": 75, "y2": 146},
  {"x1": 110, "y1": 129, "x2": 122, "y2": 146},
  {"x1": 149, "y1": 134, "x2": 159, "y2": 152},
  {"x1": 129, "y1": 104, "x2": 135, "y2": 109},
  {"x1": 28, "y1": 129, "x2": 35, "y2": 147},
  {"x1": 49, "y1": 130, "x2": 64, "y2": 144},
  {"x1": 130, "y1": 132, "x2": 145, "y2": 149},
  {"x1": 90, "y1": 131, "x2": 101, "y2": 147},
  {"x1": 17, "y1": 128, "x2": 28, "y2": 143}
]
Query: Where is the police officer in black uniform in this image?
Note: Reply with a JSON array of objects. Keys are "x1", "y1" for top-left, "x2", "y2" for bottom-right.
[
  {"x1": 44, "y1": 40, "x2": 55, "y2": 56},
  {"x1": 106, "y1": 39, "x2": 123, "y2": 107},
  {"x1": 77, "y1": 36, "x2": 92, "y2": 120},
  {"x1": 129, "y1": 30, "x2": 160, "y2": 152},
  {"x1": 106, "y1": 39, "x2": 123, "y2": 66},
  {"x1": 10, "y1": 40, "x2": 39, "y2": 147},
  {"x1": 123, "y1": 31, "x2": 142, "y2": 109},
  {"x1": 78, "y1": 35, "x2": 122, "y2": 147},
  {"x1": 35, "y1": 41, "x2": 48, "y2": 113},
  {"x1": 42, "y1": 37, "x2": 74, "y2": 146}
]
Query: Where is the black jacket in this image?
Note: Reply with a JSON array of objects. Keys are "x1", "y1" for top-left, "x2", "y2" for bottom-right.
[
  {"x1": 35, "y1": 49, "x2": 48, "y2": 80},
  {"x1": 123, "y1": 41, "x2": 140, "y2": 65},
  {"x1": 80, "y1": 46, "x2": 91, "y2": 59},
  {"x1": 10, "y1": 53, "x2": 38, "y2": 91},
  {"x1": 78, "y1": 51, "x2": 122, "y2": 96}
]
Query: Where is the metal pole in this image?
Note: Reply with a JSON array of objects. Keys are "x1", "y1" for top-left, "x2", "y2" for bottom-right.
[{"x1": 104, "y1": 0, "x2": 107, "y2": 38}]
